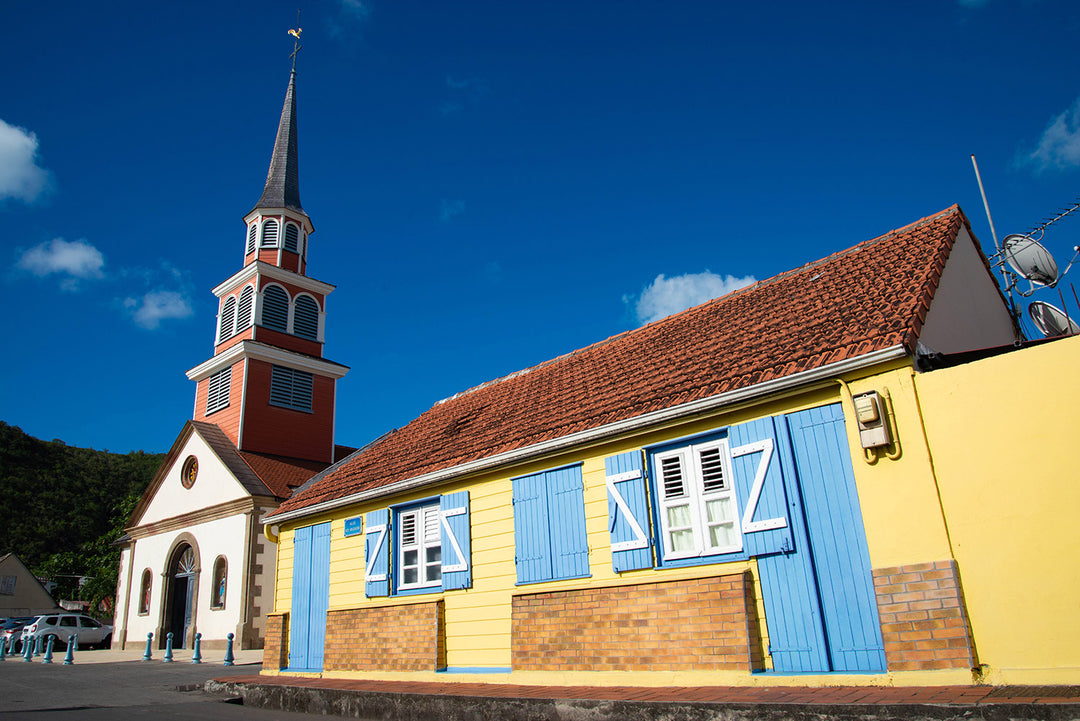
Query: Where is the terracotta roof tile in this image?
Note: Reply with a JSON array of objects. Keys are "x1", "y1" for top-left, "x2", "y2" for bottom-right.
[
  {"x1": 238, "y1": 451, "x2": 333, "y2": 499},
  {"x1": 273, "y1": 206, "x2": 969, "y2": 517}
]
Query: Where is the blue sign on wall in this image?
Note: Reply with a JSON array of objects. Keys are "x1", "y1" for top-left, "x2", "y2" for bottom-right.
[{"x1": 344, "y1": 516, "x2": 363, "y2": 537}]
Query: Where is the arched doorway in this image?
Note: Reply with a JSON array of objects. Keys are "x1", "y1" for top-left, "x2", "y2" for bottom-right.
[{"x1": 164, "y1": 544, "x2": 198, "y2": 649}]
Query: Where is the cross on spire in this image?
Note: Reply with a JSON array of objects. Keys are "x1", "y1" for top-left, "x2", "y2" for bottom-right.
[{"x1": 288, "y1": 11, "x2": 303, "y2": 72}]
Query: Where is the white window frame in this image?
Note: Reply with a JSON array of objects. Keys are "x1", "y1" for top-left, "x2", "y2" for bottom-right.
[
  {"x1": 653, "y1": 437, "x2": 742, "y2": 560},
  {"x1": 396, "y1": 503, "x2": 442, "y2": 591}
]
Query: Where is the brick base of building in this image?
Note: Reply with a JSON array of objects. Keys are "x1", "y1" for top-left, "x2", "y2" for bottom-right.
[
  {"x1": 263, "y1": 612, "x2": 288, "y2": 670},
  {"x1": 872, "y1": 560, "x2": 977, "y2": 671},
  {"x1": 324, "y1": 601, "x2": 445, "y2": 672},
  {"x1": 511, "y1": 572, "x2": 762, "y2": 672}
]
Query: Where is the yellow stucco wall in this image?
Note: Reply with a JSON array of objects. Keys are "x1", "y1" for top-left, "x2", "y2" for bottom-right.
[{"x1": 915, "y1": 334, "x2": 1080, "y2": 685}]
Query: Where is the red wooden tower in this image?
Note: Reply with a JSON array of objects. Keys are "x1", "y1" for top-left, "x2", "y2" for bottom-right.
[{"x1": 186, "y1": 68, "x2": 348, "y2": 464}]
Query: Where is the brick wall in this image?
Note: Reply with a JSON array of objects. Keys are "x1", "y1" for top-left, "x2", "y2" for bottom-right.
[
  {"x1": 324, "y1": 601, "x2": 445, "y2": 672},
  {"x1": 511, "y1": 573, "x2": 760, "y2": 672},
  {"x1": 263, "y1": 612, "x2": 288, "y2": 670},
  {"x1": 873, "y1": 560, "x2": 976, "y2": 671}
]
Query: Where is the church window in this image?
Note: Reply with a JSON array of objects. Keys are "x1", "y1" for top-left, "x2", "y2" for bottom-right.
[
  {"x1": 218, "y1": 296, "x2": 237, "y2": 342},
  {"x1": 139, "y1": 570, "x2": 152, "y2": 615},
  {"x1": 261, "y1": 219, "x2": 279, "y2": 248},
  {"x1": 211, "y1": 557, "x2": 227, "y2": 610},
  {"x1": 236, "y1": 286, "x2": 255, "y2": 331},
  {"x1": 270, "y1": 365, "x2": 314, "y2": 412},
  {"x1": 283, "y1": 223, "x2": 300, "y2": 253},
  {"x1": 246, "y1": 223, "x2": 257, "y2": 255},
  {"x1": 206, "y1": 366, "x2": 232, "y2": 414},
  {"x1": 261, "y1": 286, "x2": 289, "y2": 332},
  {"x1": 293, "y1": 295, "x2": 320, "y2": 340}
]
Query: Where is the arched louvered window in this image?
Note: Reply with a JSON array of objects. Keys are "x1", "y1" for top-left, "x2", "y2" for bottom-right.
[
  {"x1": 283, "y1": 223, "x2": 299, "y2": 253},
  {"x1": 236, "y1": 286, "x2": 255, "y2": 331},
  {"x1": 260, "y1": 219, "x2": 279, "y2": 248},
  {"x1": 261, "y1": 285, "x2": 289, "y2": 332},
  {"x1": 246, "y1": 224, "x2": 257, "y2": 254},
  {"x1": 293, "y1": 295, "x2": 320, "y2": 340},
  {"x1": 218, "y1": 296, "x2": 237, "y2": 342}
]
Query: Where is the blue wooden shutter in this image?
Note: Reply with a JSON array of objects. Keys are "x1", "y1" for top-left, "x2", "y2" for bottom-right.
[
  {"x1": 440, "y1": 491, "x2": 471, "y2": 590},
  {"x1": 548, "y1": 466, "x2": 590, "y2": 580},
  {"x1": 307, "y1": 523, "x2": 331, "y2": 671},
  {"x1": 785, "y1": 403, "x2": 886, "y2": 672},
  {"x1": 728, "y1": 416, "x2": 793, "y2": 557},
  {"x1": 364, "y1": 509, "x2": 390, "y2": 597},
  {"x1": 512, "y1": 473, "x2": 551, "y2": 584},
  {"x1": 288, "y1": 525, "x2": 312, "y2": 670},
  {"x1": 604, "y1": 451, "x2": 652, "y2": 572}
]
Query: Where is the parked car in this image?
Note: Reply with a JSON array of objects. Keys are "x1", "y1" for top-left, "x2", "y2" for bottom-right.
[
  {"x1": 20, "y1": 613, "x2": 113, "y2": 651},
  {"x1": 1, "y1": 617, "x2": 34, "y2": 653}
]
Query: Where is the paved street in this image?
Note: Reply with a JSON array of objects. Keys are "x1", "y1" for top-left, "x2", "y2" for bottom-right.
[{"x1": 0, "y1": 651, "x2": 312, "y2": 720}]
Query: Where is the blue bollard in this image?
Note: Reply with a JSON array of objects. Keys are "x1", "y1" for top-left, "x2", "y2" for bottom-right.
[
  {"x1": 62, "y1": 635, "x2": 76, "y2": 665},
  {"x1": 0, "y1": 636, "x2": 7, "y2": 661},
  {"x1": 223, "y1": 632, "x2": 235, "y2": 666},
  {"x1": 42, "y1": 635, "x2": 54, "y2": 664},
  {"x1": 190, "y1": 632, "x2": 202, "y2": 664},
  {"x1": 22, "y1": 637, "x2": 33, "y2": 662},
  {"x1": 33, "y1": 635, "x2": 42, "y2": 657},
  {"x1": 142, "y1": 632, "x2": 153, "y2": 661},
  {"x1": 163, "y1": 632, "x2": 174, "y2": 662}
]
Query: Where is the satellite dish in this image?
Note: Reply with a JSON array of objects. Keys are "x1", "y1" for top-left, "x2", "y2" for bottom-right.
[
  {"x1": 1003, "y1": 233, "x2": 1059, "y2": 286},
  {"x1": 1028, "y1": 301, "x2": 1080, "y2": 338}
]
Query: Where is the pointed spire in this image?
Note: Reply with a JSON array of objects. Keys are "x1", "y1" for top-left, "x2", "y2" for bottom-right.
[{"x1": 254, "y1": 69, "x2": 303, "y2": 213}]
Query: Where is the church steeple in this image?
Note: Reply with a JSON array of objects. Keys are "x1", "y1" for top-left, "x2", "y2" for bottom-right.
[
  {"x1": 186, "y1": 39, "x2": 348, "y2": 465},
  {"x1": 253, "y1": 69, "x2": 303, "y2": 214}
]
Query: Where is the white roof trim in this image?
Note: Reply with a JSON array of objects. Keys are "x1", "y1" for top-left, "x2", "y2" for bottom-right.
[
  {"x1": 212, "y1": 261, "x2": 335, "y2": 298},
  {"x1": 186, "y1": 341, "x2": 350, "y2": 381},
  {"x1": 267, "y1": 344, "x2": 909, "y2": 523}
]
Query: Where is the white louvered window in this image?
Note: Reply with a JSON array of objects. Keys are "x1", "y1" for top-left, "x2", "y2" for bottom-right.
[
  {"x1": 293, "y1": 295, "x2": 320, "y2": 340},
  {"x1": 397, "y1": 504, "x2": 442, "y2": 590},
  {"x1": 269, "y1": 365, "x2": 314, "y2": 412},
  {"x1": 261, "y1": 285, "x2": 289, "y2": 332},
  {"x1": 654, "y1": 438, "x2": 741, "y2": 560},
  {"x1": 206, "y1": 367, "x2": 232, "y2": 415},
  {"x1": 246, "y1": 224, "x2": 257, "y2": 255},
  {"x1": 260, "y1": 219, "x2": 279, "y2": 248},
  {"x1": 218, "y1": 296, "x2": 236, "y2": 342},
  {"x1": 283, "y1": 223, "x2": 299, "y2": 253},
  {"x1": 236, "y1": 286, "x2": 255, "y2": 332}
]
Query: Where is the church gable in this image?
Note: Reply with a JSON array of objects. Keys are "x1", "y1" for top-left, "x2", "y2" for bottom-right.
[{"x1": 134, "y1": 426, "x2": 263, "y2": 528}]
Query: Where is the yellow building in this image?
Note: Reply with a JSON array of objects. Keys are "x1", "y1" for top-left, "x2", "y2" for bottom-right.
[{"x1": 261, "y1": 205, "x2": 1077, "y2": 687}]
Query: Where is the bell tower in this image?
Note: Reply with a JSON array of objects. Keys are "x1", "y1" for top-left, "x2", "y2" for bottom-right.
[{"x1": 185, "y1": 57, "x2": 348, "y2": 464}]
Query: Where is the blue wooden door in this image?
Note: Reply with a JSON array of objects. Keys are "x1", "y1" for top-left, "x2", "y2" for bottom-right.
[
  {"x1": 785, "y1": 404, "x2": 886, "y2": 673},
  {"x1": 289, "y1": 522, "x2": 331, "y2": 671}
]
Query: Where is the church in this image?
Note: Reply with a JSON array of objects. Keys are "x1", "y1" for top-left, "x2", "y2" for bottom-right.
[{"x1": 111, "y1": 58, "x2": 351, "y2": 651}]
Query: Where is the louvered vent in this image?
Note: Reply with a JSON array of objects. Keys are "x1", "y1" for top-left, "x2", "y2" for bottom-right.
[
  {"x1": 270, "y1": 365, "x2": 314, "y2": 412},
  {"x1": 661, "y1": 456, "x2": 686, "y2": 498},
  {"x1": 293, "y1": 296, "x2": 319, "y2": 340},
  {"x1": 206, "y1": 367, "x2": 231, "y2": 414},
  {"x1": 424, "y1": 506, "x2": 441, "y2": 544},
  {"x1": 236, "y1": 287, "x2": 254, "y2": 331},
  {"x1": 261, "y1": 220, "x2": 279, "y2": 248},
  {"x1": 698, "y1": 447, "x2": 728, "y2": 492},
  {"x1": 400, "y1": 512, "x2": 417, "y2": 546},
  {"x1": 284, "y1": 223, "x2": 299, "y2": 252},
  {"x1": 261, "y1": 286, "x2": 289, "y2": 332},
  {"x1": 218, "y1": 296, "x2": 236, "y2": 342},
  {"x1": 246, "y1": 224, "x2": 257, "y2": 255}
]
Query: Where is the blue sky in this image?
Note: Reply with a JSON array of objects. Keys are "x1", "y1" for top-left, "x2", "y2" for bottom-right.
[{"x1": 2, "y1": 0, "x2": 1079, "y2": 454}]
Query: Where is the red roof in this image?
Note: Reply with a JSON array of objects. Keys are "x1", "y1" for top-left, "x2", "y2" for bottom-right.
[
  {"x1": 238, "y1": 451, "x2": 333, "y2": 498},
  {"x1": 273, "y1": 206, "x2": 968, "y2": 517}
]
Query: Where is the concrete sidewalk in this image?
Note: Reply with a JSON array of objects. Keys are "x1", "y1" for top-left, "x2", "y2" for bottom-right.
[{"x1": 208, "y1": 675, "x2": 1080, "y2": 721}]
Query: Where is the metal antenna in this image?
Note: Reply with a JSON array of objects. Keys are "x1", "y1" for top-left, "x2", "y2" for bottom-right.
[
  {"x1": 288, "y1": 10, "x2": 303, "y2": 72},
  {"x1": 971, "y1": 155, "x2": 1001, "y2": 253}
]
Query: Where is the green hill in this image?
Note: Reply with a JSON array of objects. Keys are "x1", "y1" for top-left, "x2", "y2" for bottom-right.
[{"x1": 0, "y1": 421, "x2": 163, "y2": 611}]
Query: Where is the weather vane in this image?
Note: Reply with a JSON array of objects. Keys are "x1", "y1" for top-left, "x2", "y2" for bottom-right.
[{"x1": 288, "y1": 10, "x2": 303, "y2": 71}]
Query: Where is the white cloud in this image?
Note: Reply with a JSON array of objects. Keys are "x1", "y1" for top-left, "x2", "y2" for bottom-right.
[
  {"x1": 1028, "y1": 98, "x2": 1080, "y2": 170},
  {"x1": 125, "y1": 290, "x2": 193, "y2": 330},
  {"x1": 17, "y1": 238, "x2": 105, "y2": 290},
  {"x1": 0, "y1": 119, "x2": 51, "y2": 203},
  {"x1": 632, "y1": 271, "x2": 756, "y2": 325}
]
